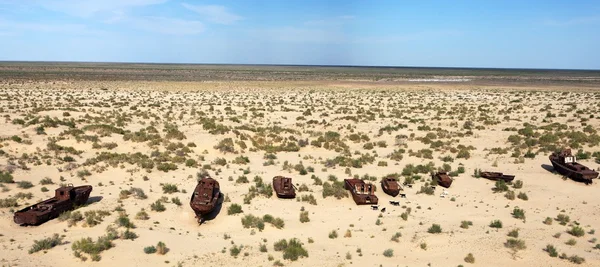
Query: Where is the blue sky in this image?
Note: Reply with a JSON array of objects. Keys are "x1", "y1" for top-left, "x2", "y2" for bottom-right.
[{"x1": 0, "y1": 0, "x2": 599, "y2": 69}]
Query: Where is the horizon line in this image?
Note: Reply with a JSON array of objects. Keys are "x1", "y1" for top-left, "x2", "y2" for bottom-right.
[{"x1": 0, "y1": 60, "x2": 599, "y2": 72}]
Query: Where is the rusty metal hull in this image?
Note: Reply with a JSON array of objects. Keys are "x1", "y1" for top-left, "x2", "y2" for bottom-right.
[
  {"x1": 381, "y1": 178, "x2": 401, "y2": 197},
  {"x1": 190, "y1": 177, "x2": 221, "y2": 218},
  {"x1": 432, "y1": 172, "x2": 453, "y2": 188},
  {"x1": 344, "y1": 179, "x2": 378, "y2": 205},
  {"x1": 273, "y1": 176, "x2": 296, "y2": 199},
  {"x1": 14, "y1": 185, "x2": 92, "y2": 226},
  {"x1": 550, "y1": 150, "x2": 598, "y2": 184},
  {"x1": 480, "y1": 172, "x2": 515, "y2": 183}
]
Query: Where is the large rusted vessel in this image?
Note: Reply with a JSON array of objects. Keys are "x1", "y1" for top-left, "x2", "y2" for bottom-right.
[
  {"x1": 272, "y1": 176, "x2": 296, "y2": 198},
  {"x1": 14, "y1": 184, "x2": 92, "y2": 226},
  {"x1": 344, "y1": 178, "x2": 378, "y2": 205},
  {"x1": 480, "y1": 172, "x2": 515, "y2": 183},
  {"x1": 549, "y1": 149, "x2": 599, "y2": 184},
  {"x1": 381, "y1": 177, "x2": 402, "y2": 197},
  {"x1": 431, "y1": 171, "x2": 453, "y2": 188},
  {"x1": 190, "y1": 177, "x2": 221, "y2": 221}
]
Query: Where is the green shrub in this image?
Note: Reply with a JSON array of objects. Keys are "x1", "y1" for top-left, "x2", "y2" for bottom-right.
[
  {"x1": 390, "y1": 232, "x2": 402, "y2": 242},
  {"x1": 460, "y1": 221, "x2": 473, "y2": 229},
  {"x1": 569, "y1": 255, "x2": 585, "y2": 264},
  {"x1": 545, "y1": 244, "x2": 558, "y2": 257},
  {"x1": 512, "y1": 207, "x2": 526, "y2": 220},
  {"x1": 115, "y1": 212, "x2": 135, "y2": 228},
  {"x1": 299, "y1": 211, "x2": 310, "y2": 223},
  {"x1": 427, "y1": 224, "x2": 442, "y2": 234},
  {"x1": 517, "y1": 192, "x2": 528, "y2": 200},
  {"x1": 228, "y1": 204, "x2": 243, "y2": 215},
  {"x1": 505, "y1": 238, "x2": 526, "y2": 251},
  {"x1": 40, "y1": 177, "x2": 54, "y2": 185},
  {"x1": 556, "y1": 214, "x2": 570, "y2": 225},
  {"x1": 230, "y1": 245, "x2": 242, "y2": 257},
  {"x1": 17, "y1": 181, "x2": 34, "y2": 189},
  {"x1": 464, "y1": 253, "x2": 475, "y2": 263},
  {"x1": 29, "y1": 234, "x2": 64, "y2": 254},
  {"x1": 513, "y1": 180, "x2": 523, "y2": 189},
  {"x1": 383, "y1": 249, "x2": 394, "y2": 257},
  {"x1": 490, "y1": 220, "x2": 503, "y2": 228},
  {"x1": 494, "y1": 180, "x2": 509, "y2": 192},
  {"x1": 144, "y1": 246, "x2": 157, "y2": 254},
  {"x1": 322, "y1": 181, "x2": 348, "y2": 199},
  {"x1": 505, "y1": 190, "x2": 515, "y2": 200},
  {"x1": 156, "y1": 242, "x2": 168, "y2": 255},
  {"x1": 508, "y1": 229, "x2": 519, "y2": 238},
  {"x1": 0, "y1": 171, "x2": 15, "y2": 183},
  {"x1": 543, "y1": 217, "x2": 553, "y2": 225},
  {"x1": 162, "y1": 183, "x2": 178, "y2": 194},
  {"x1": 150, "y1": 200, "x2": 166, "y2": 212},
  {"x1": 329, "y1": 230, "x2": 338, "y2": 239},
  {"x1": 241, "y1": 214, "x2": 265, "y2": 231},
  {"x1": 568, "y1": 226, "x2": 585, "y2": 237},
  {"x1": 71, "y1": 235, "x2": 114, "y2": 261}
]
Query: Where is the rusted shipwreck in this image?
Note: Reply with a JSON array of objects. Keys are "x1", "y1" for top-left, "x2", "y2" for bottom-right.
[
  {"x1": 480, "y1": 171, "x2": 515, "y2": 183},
  {"x1": 550, "y1": 149, "x2": 599, "y2": 184},
  {"x1": 431, "y1": 171, "x2": 453, "y2": 188},
  {"x1": 190, "y1": 177, "x2": 221, "y2": 221},
  {"x1": 272, "y1": 176, "x2": 296, "y2": 198},
  {"x1": 344, "y1": 178, "x2": 378, "y2": 205},
  {"x1": 14, "y1": 184, "x2": 92, "y2": 226},
  {"x1": 381, "y1": 177, "x2": 402, "y2": 197}
]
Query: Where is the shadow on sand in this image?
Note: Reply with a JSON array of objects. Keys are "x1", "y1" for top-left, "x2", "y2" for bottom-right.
[
  {"x1": 86, "y1": 196, "x2": 103, "y2": 205},
  {"x1": 199, "y1": 193, "x2": 224, "y2": 225},
  {"x1": 541, "y1": 164, "x2": 555, "y2": 174}
]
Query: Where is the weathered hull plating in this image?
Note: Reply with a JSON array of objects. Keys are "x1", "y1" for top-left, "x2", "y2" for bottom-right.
[
  {"x1": 550, "y1": 159, "x2": 598, "y2": 184},
  {"x1": 381, "y1": 179, "x2": 401, "y2": 197},
  {"x1": 480, "y1": 172, "x2": 515, "y2": 183},
  {"x1": 344, "y1": 179, "x2": 378, "y2": 205},
  {"x1": 273, "y1": 176, "x2": 296, "y2": 199},
  {"x1": 14, "y1": 185, "x2": 92, "y2": 226},
  {"x1": 190, "y1": 178, "x2": 220, "y2": 218}
]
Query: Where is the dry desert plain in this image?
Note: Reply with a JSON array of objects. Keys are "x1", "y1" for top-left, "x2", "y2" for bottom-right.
[{"x1": 0, "y1": 67, "x2": 600, "y2": 267}]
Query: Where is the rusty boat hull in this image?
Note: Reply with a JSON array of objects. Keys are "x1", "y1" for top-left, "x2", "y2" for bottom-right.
[
  {"x1": 190, "y1": 177, "x2": 221, "y2": 219},
  {"x1": 381, "y1": 178, "x2": 401, "y2": 197},
  {"x1": 344, "y1": 179, "x2": 378, "y2": 205},
  {"x1": 480, "y1": 172, "x2": 515, "y2": 183},
  {"x1": 432, "y1": 172, "x2": 453, "y2": 188},
  {"x1": 14, "y1": 185, "x2": 92, "y2": 226},
  {"x1": 273, "y1": 176, "x2": 296, "y2": 199},
  {"x1": 550, "y1": 149, "x2": 598, "y2": 184}
]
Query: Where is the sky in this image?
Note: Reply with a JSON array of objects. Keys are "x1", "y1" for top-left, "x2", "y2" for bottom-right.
[{"x1": 0, "y1": 0, "x2": 599, "y2": 69}]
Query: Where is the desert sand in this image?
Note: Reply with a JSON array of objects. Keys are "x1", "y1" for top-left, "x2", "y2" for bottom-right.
[{"x1": 1, "y1": 77, "x2": 599, "y2": 267}]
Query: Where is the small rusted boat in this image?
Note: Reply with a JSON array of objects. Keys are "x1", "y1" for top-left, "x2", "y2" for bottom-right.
[
  {"x1": 480, "y1": 172, "x2": 515, "y2": 183},
  {"x1": 344, "y1": 178, "x2": 378, "y2": 205},
  {"x1": 550, "y1": 149, "x2": 599, "y2": 184},
  {"x1": 272, "y1": 176, "x2": 296, "y2": 198},
  {"x1": 431, "y1": 171, "x2": 453, "y2": 188},
  {"x1": 14, "y1": 184, "x2": 92, "y2": 226},
  {"x1": 381, "y1": 177, "x2": 402, "y2": 197},
  {"x1": 190, "y1": 177, "x2": 221, "y2": 221}
]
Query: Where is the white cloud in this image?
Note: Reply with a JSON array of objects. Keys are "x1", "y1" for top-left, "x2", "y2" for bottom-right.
[
  {"x1": 34, "y1": 0, "x2": 168, "y2": 18},
  {"x1": 129, "y1": 16, "x2": 205, "y2": 35},
  {"x1": 543, "y1": 16, "x2": 600, "y2": 26},
  {"x1": 304, "y1": 15, "x2": 355, "y2": 26},
  {"x1": 182, "y1": 3, "x2": 242, "y2": 25}
]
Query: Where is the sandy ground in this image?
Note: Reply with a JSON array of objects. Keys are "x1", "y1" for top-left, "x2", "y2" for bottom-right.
[{"x1": 0, "y1": 81, "x2": 599, "y2": 267}]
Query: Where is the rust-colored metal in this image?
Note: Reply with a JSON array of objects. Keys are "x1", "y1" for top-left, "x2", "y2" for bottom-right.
[
  {"x1": 431, "y1": 171, "x2": 453, "y2": 188},
  {"x1": 549, "y1": 149, "x2": 598, "y2": 184},
  {"x1": 344, "y1": 178, "x2": 379, "y2": 205},
  {"x1": 190, "y1": 177, "x2": 221, "y2": 220},
  {"x1": 272, "y1": 176, "x2": 296, "y2": 199},
  {"x1": 13, "y1": 184, "x2": 92, "y2": 226},
  {"x1": 381, "y1": 177, "x2": 402, "y2": 197},
  {"x1": 480, "y1": 171, "x2": 515, "y2": 183}
]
